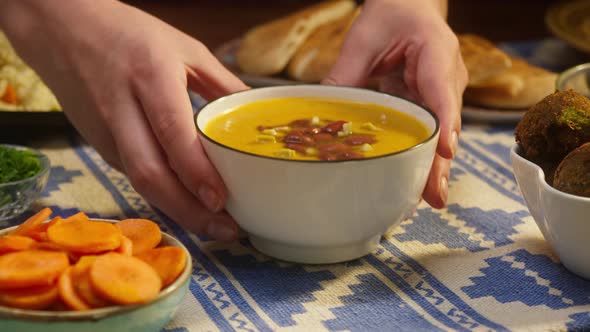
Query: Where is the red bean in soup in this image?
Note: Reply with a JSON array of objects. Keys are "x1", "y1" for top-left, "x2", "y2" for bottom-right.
[{"x1": 203, "y1": 97, "x2": 430, "y2": 161}]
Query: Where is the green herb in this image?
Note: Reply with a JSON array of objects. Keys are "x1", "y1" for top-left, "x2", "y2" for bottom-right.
[
  {"x1": 0, "y1": 146, "x2": 42, "y2": 183},
  {"x1": 558, "y1": 107, "x2": 590, "y2": 130}
]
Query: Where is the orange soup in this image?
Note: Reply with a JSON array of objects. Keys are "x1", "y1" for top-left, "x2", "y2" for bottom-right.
[{"x1": 204, "y1": 97, "x2": 430, "y2": 160}]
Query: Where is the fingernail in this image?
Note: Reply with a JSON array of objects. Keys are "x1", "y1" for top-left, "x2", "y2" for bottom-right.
[
  {"x1": 440, "y1": 176, "x2": 448, "y2": 206},
  {"x1": 451, "y1": 131, "x2": 458, "y2": 157},
  {"x1": 207, "y1": 222, "x2": 236, "y2": 242},
  {"x1": 198, "y1": 185, "x2": 221, "y2": 212}
]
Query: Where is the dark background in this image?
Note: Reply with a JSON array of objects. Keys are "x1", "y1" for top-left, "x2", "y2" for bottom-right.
[{"x1": 124, "y1": 0, "x2": 561, "y2": 51}]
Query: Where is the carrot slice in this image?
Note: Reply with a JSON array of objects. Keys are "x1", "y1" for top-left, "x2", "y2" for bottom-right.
[
  {"x1": 0, "y1": 250, "x2": 69, "y2": 289},
  {"x1": 11, "y1": 208, "x2": 52, "y2": 237},
  {"x1": 47, "y1": 220, "x2": 121, "y2": 254},
  {"x1": 0, "y1": 235, "x2": 37, "y2": 255},
  {"x1": 115, "y1": 219, "x2": 161, "y2": 255},
  {"x1": 71, "y1": 256, "x2": 109, "y2": 308},
  {"x1": 33, "y1": 217, "x2": 63, "y2": 233},
  {"x1": 27, "y1": 231, "x2": 49, "y2": 242},
  {"x1": 75, "y1": 255, "x2": 98, "y2": 270},
  {"x1": 90, "y1": 253, "x2": 161, "y2": 305},
  {"x1": 34, "y1": 242, "x2": 65, "y2": 252},
  {"x1": 136, "y1": 246, "x2": 187, "y2": 288},
  {"x1": 58, "y1": 267, "x2": 90, "y2": 311},
  {"x1": 1, "y1": 84, "x2": 18, "y2": 104},
  {"x1": 62, "y1": 212, "x2": 90, "y2": 224},
  {"x1": 0, "y1": 284, "x2": 59, "y2": 310},
  {"x1": 115, "y1": 235, "x2": 133, "y2": 256}
]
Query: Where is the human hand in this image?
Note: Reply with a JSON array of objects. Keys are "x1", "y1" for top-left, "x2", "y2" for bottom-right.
[
  {"x1": 323, "y1": 0, "x2": 468, "y2": 208},
  {"x1": 0, "y1": 1, "x2": 247, "y2": 240}
]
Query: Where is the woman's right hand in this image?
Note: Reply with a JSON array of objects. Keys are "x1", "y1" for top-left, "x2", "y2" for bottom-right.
[{"x1": 0, "y1": 0, "x2": 247, "y2": 241}]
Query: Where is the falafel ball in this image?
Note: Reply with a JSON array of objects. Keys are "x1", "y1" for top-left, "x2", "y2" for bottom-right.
[
  {"x1": 515, "y1": 90, "x2": 590, "y2": 161},
  {"x1": 553, "y1": 142, "x2": 590, "y2": 197}
]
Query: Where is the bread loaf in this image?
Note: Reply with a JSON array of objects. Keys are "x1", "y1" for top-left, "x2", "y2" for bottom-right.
[{"x1": 236, "y1": 0, "x2": 356, "y2": 76}]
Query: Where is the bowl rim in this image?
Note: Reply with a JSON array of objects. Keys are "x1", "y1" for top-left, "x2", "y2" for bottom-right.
[
  {"x1": 194, "y1": 85, "x2": 440, "y2": 163},
  {"x1": 0, "y1": 218, "x2": 192, "y2": 322},
  {"x1": 0, "y1": 144, "x2": 51, "y2": 187},
  {"x1": 555, "y1": 62, "x2": 590, "y2": 90},
  {"x1": 511, "y1": 144, "x2": 590, "y2": 202}
]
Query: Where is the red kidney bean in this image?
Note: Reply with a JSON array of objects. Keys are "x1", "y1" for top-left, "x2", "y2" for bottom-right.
[
  {"x1": 344, "y1": 134, "x2": 377, "y2": 146},
  {"x1": 289, "y1": 119, "x2": 311, "y2": 127},
  {"x1": 257, "y1": 117, "x2": 377, "y2": 161},
  {"x1": 287, "y1": 128, "x2": 305, "y2": 135},
  {"x1": 322, "y1": 121, "x2": 346, "y2": 134},
  {"x1": 318, "y1": 143, "x2": 350, "y2": 153},
  {"x1": 301, "y1": 136, "x2": 315, "y2": 146},
  {"x1": 286, "y1": 143, "x2": 307, "y2": 154},
  {"x1": 313, "y1": 133, "x2": 333, "y2": 142},
  {"x1": 319, "y1": 152, "x2": 338, "y2": 161},
  {"x1": 283, "y1": 133, "x2": 304, "y2": 144},
  {"x1": 339, "y1": 151, "x2": 364, "y2": 160}
]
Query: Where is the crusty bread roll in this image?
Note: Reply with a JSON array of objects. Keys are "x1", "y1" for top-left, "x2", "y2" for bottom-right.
[
  {"x1": 463, "y1": 56, "x2": 557, "y2": 109},
  {"x1": 458, "y1": 34, "x2": 512, "y2": 85},
  {"x1": 236, "y1": 0, "x2": 356, "y2": 76},
  {"x1": 286, "y1": 9, "x2": 359, "y2": 82}
]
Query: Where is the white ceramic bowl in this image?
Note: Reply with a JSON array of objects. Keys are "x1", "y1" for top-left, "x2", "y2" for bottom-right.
[
  {"x1": 511, "y1": 145, "x2": 590, "y2": 279},
  {"x1": 196, "y1": 85, "x2": 439, "y2": 264}
]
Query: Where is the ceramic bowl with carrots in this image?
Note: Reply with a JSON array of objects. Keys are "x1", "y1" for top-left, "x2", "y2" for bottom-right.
[{"x1": 0, "y1": 208, "x2": 192, "y2": 332}]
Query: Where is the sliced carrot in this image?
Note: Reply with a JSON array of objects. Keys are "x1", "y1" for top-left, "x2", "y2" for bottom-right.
[
  {"x1": 61, "y1": 212, "x2": 90, "y2": 224},
  {"x1": 0, "y1": 235, "x2": 37, "y2": 255},
  {"x1": 34, "y1": 242, "x2": 65, "y2": 252},
  {"x1": 136, "y1": 246, "x2": 186, "y2": 288},
  {"x1": 1, "y1": 84, "x2": 18, "y2": 104},
  {"x1": 11, "y1": 208, "x2": 52, "y2": 237},
  {"x1": 67, "y1": 252, "x2": 84, "y2": 264},
  {"x1": 33, "y1": 217, "x2": 63, "y2": 233},
  {"x1": 0, "y1": 250, "x2": 69, "y2": 289},
  {"x1": 58, "y1": 267, "x2": 90, "y2": 311},
  {"x1": 71, "y1": 256, "x2": 109, "y2": 308},
  {"x1": 75, "y1": 255, "x2": 98, "y2": 270},
  {"x1": 27, "y1": 231, "x2": 49, "y2": 242},
  {"x1": 90, "y1": 253, "x2": 161, "y2": 305},
  {"x1": 115, "y1": 235, "x2": 133, "y2": 256},
  {"x1": 47, "y1": 220, "x2": 121, "y2": 254},
  {"x1": 115, "y1": 219, "x2": 161, "y2": 255},
  {"x1": 0, "y1": 284, "x2": 59, "y2": 310}
]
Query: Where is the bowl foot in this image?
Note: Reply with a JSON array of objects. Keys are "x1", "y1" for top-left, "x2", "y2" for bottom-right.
[{"x1": 249, "y1": 234, "x2": 381, "y2": 264}]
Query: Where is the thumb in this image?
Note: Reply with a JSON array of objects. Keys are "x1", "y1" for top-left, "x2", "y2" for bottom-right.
[
  {"x1": 321, "y1": 19, "x2": 377, "y2": 87},
  {"x1": 322, "y1": 45, "x2": 374, "y2": 87}
]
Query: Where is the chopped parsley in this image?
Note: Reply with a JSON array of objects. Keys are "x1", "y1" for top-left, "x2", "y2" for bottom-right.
[{"x1": 0, "y1": 145, "x2": 42, "y2": 183}]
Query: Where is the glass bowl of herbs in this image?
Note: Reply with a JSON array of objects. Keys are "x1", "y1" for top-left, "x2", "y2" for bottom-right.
[{"x1": 0, "y1": 144, "x2": 50, "y2": 220}]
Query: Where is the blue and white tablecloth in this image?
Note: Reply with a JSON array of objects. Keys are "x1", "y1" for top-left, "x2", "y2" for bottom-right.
[
  {"x1": 3, "y1": 123, "x2": 588, "y2": 332},
  {"x1": 4, "y1": 38, "x2": 590, "y2": 332}
]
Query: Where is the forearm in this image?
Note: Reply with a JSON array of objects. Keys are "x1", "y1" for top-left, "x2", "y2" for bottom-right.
[{"x1": 0, "y1": 1, "x2": 120, "y2": 81}]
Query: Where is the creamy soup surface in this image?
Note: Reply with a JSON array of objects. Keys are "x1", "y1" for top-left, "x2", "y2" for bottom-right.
[{"x1": 204, "y1": 97, "x2": 430, "y2": 160}]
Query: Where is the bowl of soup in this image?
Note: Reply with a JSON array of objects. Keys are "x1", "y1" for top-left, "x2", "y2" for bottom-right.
[{"x1": 195, "y1": 85, "x2": 439, "y2": 264}]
